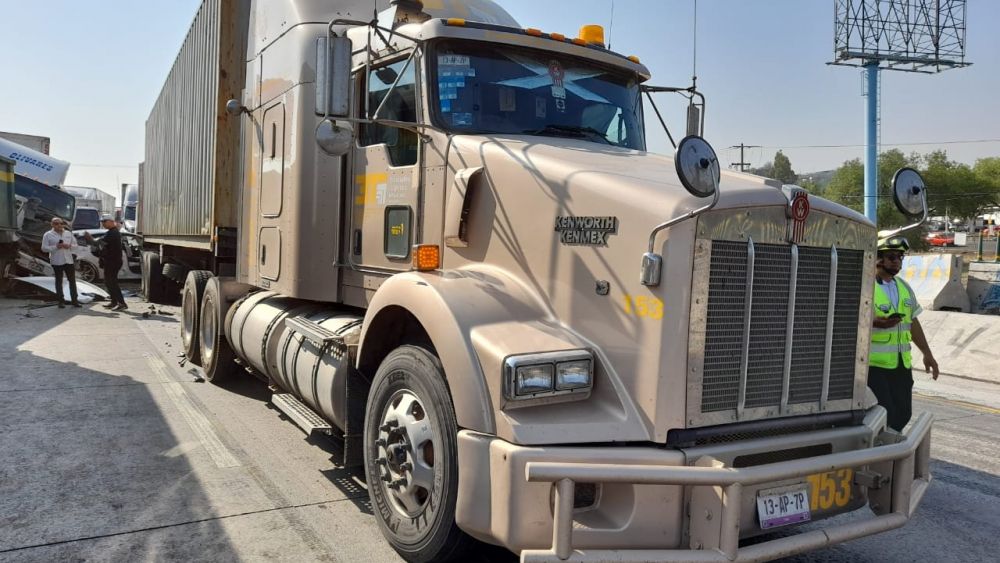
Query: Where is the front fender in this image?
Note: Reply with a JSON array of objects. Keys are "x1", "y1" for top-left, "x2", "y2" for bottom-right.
[{"x1": 359, "y1": 266, "x2": 565, "y2": 435}]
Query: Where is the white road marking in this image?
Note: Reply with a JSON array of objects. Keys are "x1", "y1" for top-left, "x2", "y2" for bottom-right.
[{"x1": 145, "y1": 353, "x2": 242, "y2": 468}]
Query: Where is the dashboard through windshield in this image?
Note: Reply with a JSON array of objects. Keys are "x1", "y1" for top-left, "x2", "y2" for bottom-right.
[{"x1": 432, "y1": 41, "x2": 645, "y2": 150}]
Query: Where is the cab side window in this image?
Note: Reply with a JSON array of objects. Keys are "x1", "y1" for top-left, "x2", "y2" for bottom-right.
[{"x1": 362, "y1": 57, "x2": 419, "y2": 166}]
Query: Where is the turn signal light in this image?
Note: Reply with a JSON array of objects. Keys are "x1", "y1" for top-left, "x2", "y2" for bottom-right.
[
  {"x1": 578, "y1": 24, "x2": 605, "y2": 46},
  {"x1": 413, "y1": 244, "x2": 441, "y2": 271}
]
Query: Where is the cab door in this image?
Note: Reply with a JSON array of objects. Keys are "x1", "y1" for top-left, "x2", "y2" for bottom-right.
[{"x1": 349, "y1": 54, "x2": 422, "y2": 271}]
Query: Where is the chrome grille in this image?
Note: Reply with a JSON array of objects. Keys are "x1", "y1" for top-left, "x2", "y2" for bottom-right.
[{"x1": 701, "y1": 240, "x2": 864, "y2": 414}]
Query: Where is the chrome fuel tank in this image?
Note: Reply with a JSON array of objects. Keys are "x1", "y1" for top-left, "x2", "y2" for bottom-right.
[{"x1": 226, "y1": 291, "x2": 362, "y2": 430}]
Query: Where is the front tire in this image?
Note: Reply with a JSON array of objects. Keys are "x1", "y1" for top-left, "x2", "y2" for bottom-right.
[{"x1": 364, "y1": 345, "x2": 473, "y2": 563}]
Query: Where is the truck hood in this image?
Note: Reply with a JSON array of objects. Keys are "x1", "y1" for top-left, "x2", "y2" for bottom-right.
[{"x1": 445, "y1": 134, "x2": 869, "y2": 444}]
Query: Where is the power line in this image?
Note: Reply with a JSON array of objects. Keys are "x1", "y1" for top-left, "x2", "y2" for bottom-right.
[{"x1": 762, "y1": 138, "x2": 1000, "y2": 150}]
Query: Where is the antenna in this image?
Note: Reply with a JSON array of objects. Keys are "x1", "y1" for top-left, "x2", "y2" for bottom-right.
[
  {"x1": 607, "y1": 0, "x2": 615, "y2": 50},
  {"x1": 691, "y1": 0, "x2": 698, "y2": 89}
]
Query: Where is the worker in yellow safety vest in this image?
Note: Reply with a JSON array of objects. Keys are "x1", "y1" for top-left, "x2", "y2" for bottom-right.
[{"x1": 869, "y1": 236, "x2": 940, "y2": 431}]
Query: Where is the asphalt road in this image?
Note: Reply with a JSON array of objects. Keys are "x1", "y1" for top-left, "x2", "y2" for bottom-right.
[{"x1": 0, "y1": 293, "x2": 997, "y2": 562}]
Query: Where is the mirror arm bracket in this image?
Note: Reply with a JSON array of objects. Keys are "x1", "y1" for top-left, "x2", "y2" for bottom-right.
[
  {"x1": 641, "y1": 181, "x2": 720, "y2": 287},
  {"x1": 878, "y1": 191, "x2": 928, "y2": 241}
]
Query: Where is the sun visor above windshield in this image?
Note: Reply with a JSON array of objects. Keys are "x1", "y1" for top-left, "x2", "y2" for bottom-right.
[{"x1": 0, "y1": 137, "x2": 70, "y2": 188}]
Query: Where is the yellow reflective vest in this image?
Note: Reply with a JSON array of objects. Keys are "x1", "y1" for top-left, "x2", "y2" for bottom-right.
[{"x1": 871, "y1": 277, "x2": 918, "y2": 369}]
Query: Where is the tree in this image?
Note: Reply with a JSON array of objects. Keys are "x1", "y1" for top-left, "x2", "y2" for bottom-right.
[
  {"x1": 749, "y1": 151, "x2": 797, "y2": 184},
  {"x1": 772, "y1": 151, "x2": 797, "y2": 184},
  {"x1": 920, "y1": 150, "x2": 981, "y2": 221},
  {"x1": 823, "y1": 150, "x2": 922, "y2": 228}
]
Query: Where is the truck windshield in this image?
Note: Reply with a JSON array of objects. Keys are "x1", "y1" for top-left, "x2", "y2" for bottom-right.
[
  {"x1": 14, "y1": 175, "x2": 75, "y2": 220},
  {"x1": 432, "y1": 41, "x2": 644, "y2": 150}
]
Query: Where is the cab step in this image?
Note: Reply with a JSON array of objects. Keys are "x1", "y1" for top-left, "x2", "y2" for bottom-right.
[{"x1": 271, "y1": 393, "x2": 333, "y2": 436}]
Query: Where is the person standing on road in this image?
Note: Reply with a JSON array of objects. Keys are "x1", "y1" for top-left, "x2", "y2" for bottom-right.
[
  {"x1": 869, "y1": 236, "x2": 940, "y2": 432},
  {"x1": 85, "y1": 215, "x2": 127, "y2": 311},
  {"x1": 40, "y1": 218, "x2": 81, "y2": 308}
]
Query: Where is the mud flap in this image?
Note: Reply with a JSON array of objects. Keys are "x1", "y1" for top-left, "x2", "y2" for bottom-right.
[{"x1": 342, "y1": 365, "x2": 370, "y2": 468}]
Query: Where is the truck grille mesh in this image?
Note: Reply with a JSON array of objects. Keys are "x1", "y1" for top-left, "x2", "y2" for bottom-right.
[{"x1": 701, "y1": 241, "x2": 863, "y2": 414}]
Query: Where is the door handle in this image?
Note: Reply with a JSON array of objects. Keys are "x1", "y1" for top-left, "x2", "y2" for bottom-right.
[{"x1": 444, "y1": 167, "x2": 484, "y2": 248}]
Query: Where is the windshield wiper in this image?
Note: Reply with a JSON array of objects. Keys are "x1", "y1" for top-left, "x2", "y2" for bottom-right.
[{"x1": 524, "y1": 124, "x2": 612, "y2": 145}]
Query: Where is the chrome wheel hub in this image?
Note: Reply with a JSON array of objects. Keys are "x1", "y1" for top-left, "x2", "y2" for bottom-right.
[{"x1": 375, "y1": 389, "x2": 437, "y2": 516}]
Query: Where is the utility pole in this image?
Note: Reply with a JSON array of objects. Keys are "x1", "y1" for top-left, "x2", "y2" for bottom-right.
[{"x1": 728, "y1": 143, "x2": 760, "y2": 172}]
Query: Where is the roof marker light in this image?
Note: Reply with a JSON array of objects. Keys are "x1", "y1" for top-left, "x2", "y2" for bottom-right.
[
  {"x1": 549, "y1": 32, "x2": 566, "y2": 41},
  {"x1": 525, "y1": 27, "x2": 543, "y2": 36},
  {"x1": 578, "y1": 24, "x2": 605, "y2": 46},
  {"x1": 446, "y1": 18, "x2": 466, "y2": 26},
  {"x1": 628, "y1": 55, "x2": 641, "y2": 63}
]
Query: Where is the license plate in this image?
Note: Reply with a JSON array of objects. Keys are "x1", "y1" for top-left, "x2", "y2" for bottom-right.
[{"x1": 756, "y1": 487, "x2": 810, "y2": 529}]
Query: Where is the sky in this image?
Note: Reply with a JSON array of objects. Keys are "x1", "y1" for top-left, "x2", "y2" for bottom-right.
[{"x1": 1, "y1": 0, "x2": 997, "y2": 203}]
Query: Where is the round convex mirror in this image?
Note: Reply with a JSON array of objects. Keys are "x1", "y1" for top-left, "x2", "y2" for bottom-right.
[
  {"x1": 675, "y1": 135, "x2": 721, "y2": 198},
  {"x1": 316, "y1": 119, "x2": 354, "y2": 156},
  {"x1": 891, "y1": 167, "x2": 926, "y2": 219}
]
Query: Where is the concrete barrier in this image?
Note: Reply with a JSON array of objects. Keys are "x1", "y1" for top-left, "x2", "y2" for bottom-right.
[
  {"x1": 910, "y1": 310, "x2": 1000, "y2": 385},
  {"x1": 900, "y1": 254, "x2": 970, "y2": 312},
  {"x1": 967, "y1": 262, "x2": 1000, "y2": 315}
]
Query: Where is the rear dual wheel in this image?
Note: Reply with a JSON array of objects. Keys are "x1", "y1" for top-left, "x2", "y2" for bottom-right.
[
  {"x1": 198, "y1": 277, "x2": 241, "y2": 383},
  {"x1": 181, "y1": 270, "x2": 213, "y2": 364}
]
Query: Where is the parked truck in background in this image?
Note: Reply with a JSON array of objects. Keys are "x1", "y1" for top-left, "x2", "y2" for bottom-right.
[
  {"x1": 64, "y1": 186, "x2": 116, "y2": 230},
  {"x1": 120, "y1": 183, "x2": 139, "y2": 232},
  {"x1": 142, "y1": 1, "x2": 934, "y2": 561}
]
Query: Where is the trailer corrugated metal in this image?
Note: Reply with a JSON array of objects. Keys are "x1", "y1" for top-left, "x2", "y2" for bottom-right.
[{"x1": 143, "y1": 0, "x2": 249, "y2": 248}]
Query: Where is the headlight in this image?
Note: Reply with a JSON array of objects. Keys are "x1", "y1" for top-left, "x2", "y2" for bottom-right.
[
  {"x1": 555, "y1": 359, "x2": 592, "y2": 390},
  {"x1": 503, "y1": 349, "x2": 594, "y2": 408},
  {"x1": 515, "y1": 364, "x2": 554, "y2": 395}
]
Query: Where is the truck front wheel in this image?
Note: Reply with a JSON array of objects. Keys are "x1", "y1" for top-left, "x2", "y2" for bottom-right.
[{"x1": 364, "y1": 346, "x2": 473, "y2": 562}]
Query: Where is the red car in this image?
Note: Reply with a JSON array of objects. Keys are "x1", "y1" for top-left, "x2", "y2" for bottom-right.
[{"x1": 925, "y1": 231, "x2": 955, "y2": 246}]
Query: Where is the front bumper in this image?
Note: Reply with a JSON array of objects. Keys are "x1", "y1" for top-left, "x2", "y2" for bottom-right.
[{"x1": 456, "y1": 410, "x2": 932, "y2": 562}]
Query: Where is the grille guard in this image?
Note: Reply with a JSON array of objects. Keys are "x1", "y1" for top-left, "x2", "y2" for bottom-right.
[{"x1": 520, "y1": 412, "x2": 933, "y2": 562}]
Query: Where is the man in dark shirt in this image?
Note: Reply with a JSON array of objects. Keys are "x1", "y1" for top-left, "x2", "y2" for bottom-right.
[{"x1": 85, "y1": 215, "x2": 127, "y2": 311}]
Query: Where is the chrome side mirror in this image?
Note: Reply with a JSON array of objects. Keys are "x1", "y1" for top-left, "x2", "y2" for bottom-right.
[
  {"x1": 225, "y1": 99, "x2": 245, "y2": 116},
  {"x1": 316, "y1": 35, "x2": 352, "y2": 118},
  {"x1": 879, "y1": 168, "x2": 929, "y2": 240},
  {"x1": 641, "y1": 136, "x2": 721, "y2": 286},
  {"x1": 891, "y1": 167, "x2": 926, "y2": 219},
  {"x1": 315, "y1": 119, "x2": 354, "y2": 157}
]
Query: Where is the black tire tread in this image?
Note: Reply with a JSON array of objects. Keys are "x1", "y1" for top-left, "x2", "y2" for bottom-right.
[
  {"x1": 181, "y1": 270, "x2": 213, "y2": 364},
  {"x1": 364, "y1": 345, "x2": 475, "y2": 563},
  {"x1": 200, "y1": 279, "x2": 241, "y2": 383}
]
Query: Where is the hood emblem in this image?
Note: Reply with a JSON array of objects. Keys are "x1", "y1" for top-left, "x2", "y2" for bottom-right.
[
  {"x1": 555, "y1": 216, "x2": 619, "y2": 246},
  {"x1": 786, "y1": 189, "x2": 810, "y2": 244}
]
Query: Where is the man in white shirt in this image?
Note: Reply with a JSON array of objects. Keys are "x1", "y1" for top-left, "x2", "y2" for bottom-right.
[{"x1": 40, "y1": 218, "x2": 81, "y2": 308}]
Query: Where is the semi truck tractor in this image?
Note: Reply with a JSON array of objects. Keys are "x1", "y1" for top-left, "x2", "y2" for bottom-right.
[{"x1": 143, "y1": 1, "x2": 934, "y2": 561}]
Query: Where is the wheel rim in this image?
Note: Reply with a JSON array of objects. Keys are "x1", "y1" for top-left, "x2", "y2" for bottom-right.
[
  {"x1": 80, "y1": 263, "x2": 97, "y2": 283},
  {"x1": 375, "y1": 388, "x2": 439, "y2": 517},
  {"x1": 182, "y1": 287, "x2": 197, "y2": 350},
  {"x1": 200, "y1": 296, "x2": 216, "y2": 365}
]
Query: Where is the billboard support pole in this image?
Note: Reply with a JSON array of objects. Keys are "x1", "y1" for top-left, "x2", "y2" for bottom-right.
[{"x1": 864, "y1": 62, "x2": 879, "y2": 225}]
